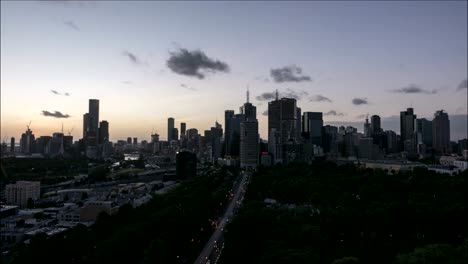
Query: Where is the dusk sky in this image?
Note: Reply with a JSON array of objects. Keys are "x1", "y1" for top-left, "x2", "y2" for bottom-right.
[{"x1": 1, "y1": 1, "x2": 467, "y2": 142}]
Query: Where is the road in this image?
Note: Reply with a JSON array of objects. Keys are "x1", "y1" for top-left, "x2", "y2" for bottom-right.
[{"x1": 194, "y1": 172, "x2": 250, "y2": 264}]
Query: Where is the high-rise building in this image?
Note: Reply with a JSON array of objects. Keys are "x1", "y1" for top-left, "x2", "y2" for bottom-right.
[
  {"x1": 5, "y1": 181, "x2": 40, "y2": 208},
  {"x1": 224, "y1": 110, "x2": 235, "y2": 156},
  {"x1": 20, "y1": 127, "x2": 35, "y2": 154},
  {"x1": 296, "y1": 107, "x2": 302, "y2": 139},
  {"x1": 133, "y1": 137, "x2": 138, "y2": 145},
  {"x1": 400, "y1": 108, "x2": 417, "y2": 152},
  {"x1": 370, "y1": 115, "x2": 381, "y2": 134},
  {"x1": 415, "y1": 118, "x2": 432, "y2": 148},
  {"x1": 127, "y1": 137, "x2": 132, "y2": 144},
  {"x1": 99, "y1": 120, "x2": 109, "y2": 144},
  {"x1": 385, "y1": 130, "x2": 398, "y2": 153},
  {"x1": 88, "y1": 99, "x2": 100, "y2": 145},
  {"x1": 364, "y1": 116, "x2": 371, "y2": 137},
  {"x1": 83, "y1": 113, "x2": 89, "y2": 139},
  {"x1": 181, "y1": 122, "x2": 187, "y2": 137},
  {"x1": 172, "y1": 128, "x2": 179, "y2": 141},
  {"x1": 322, "y1": 125, "x2": 338, "y2": 154},
  {"x1": 302, "y1": 112, "x2": 323, "y2": 146},
  {"x1": 168, "y1": 117, "x2": 175, "y2": 141},
  {"x1": 10, "y1": 137, "x2": 15, "y2": 153},
  {"x1": 268, "y1": 97, "x2": 299, "y2": 162},
  {"x1": 240, "y1": 93, "x2": 258, "y2": 169},
  {"x1": 432, "y1": 110, "x2": 450, "y2": 154}
]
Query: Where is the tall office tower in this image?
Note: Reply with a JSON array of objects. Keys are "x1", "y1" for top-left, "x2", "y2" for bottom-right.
[
  {"x1": 296, "y1": 107, "x2": 302, "y2": 139},
  {"x1": 127, "y1": 137, "x2": 132, "y2": 144},
  {"x1": 414, "y1": 118, "x2": 432, "y2": 148},
  {"x1": 88, "y1": 99, "x2": 100, "y2": 145},
  {"x1": 364, "y1": 115, "x2": 371, "y2": 137},
  {"x1": 386, "y1": 130, "x2": 398, "y2": 153},
  {"x1": 432, "y1": 110, "x2": 450, "y2": 154},
  {"x1": 228, "y1": 114, "x2": 245, "y2": 157},
  {"x1": 172, "y1": 128, "x2": 179, "y2": 141},
  {"x1": 240, "y1": 92, "x2": 259, "y2": 169},
  {"x1": 302, "y1": 112, "x2": 323, "y2": 146},
  {"x1": 181, "y1": 122, "x2": 187, "y2": 137},
  {"x1": 10, "y1": 137, "x2": 15, "y2": 153},
  {"x1": 133, "y1": 137, "x2": 138, "y2": 145},
  {"x1": 224, "y1": 110, "x2": 235, "y2": 156},
  {"x1": 167, "y1": 117, "x2": 175, "y2": 141},
  {"x1": 240, "y1": 121, "x2": 259, "y2": 169},
  {"x1": 99, "y1": 121, "x2": 109, "y2": 144},
  {"x1": 400, "y1": 108, "x2": 417, "y2": 152},
  {"x1": 268, "y1": 98, "x2": 298, "y2": 145},
  {"x1": 20, "y1": 127, "x2": 35, "y2": 154},
  {"x1": 370, "y1": 115, "x2": 381, "y2": 134},
  {"x1": 322, "y1": 125, "x2": 338, "y2": 154},
  {"x1": 210, "y1": 122, "x2": 223, "y2": 160},
  {"x1": 83, "y1": 113, "x2": 89, "y2": 138}
]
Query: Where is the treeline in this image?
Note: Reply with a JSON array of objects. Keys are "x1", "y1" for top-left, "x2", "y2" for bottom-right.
[
  {"x1": 8, "y1": 166, "x2": 238, "y2": 264},
  {"x1": 220, "y1": 162, "x2": 468, "y2": 264}
]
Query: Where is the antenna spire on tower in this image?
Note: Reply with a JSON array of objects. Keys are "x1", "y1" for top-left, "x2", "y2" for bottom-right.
[
  {"x1": 246, "y1": 87, "x2": 250, "y2": 103},
  {"x1": 275, "y1": 89, "x2": 279, "y2": 100}
]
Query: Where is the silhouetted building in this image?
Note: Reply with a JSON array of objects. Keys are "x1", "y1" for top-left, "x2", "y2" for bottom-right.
[
  {"x1": 127, "y1": 137, "x2": 132, "y2": 144},
  {"x1": 386, "y1": 130, "x2": 398, "y2": 153},
  {"x1": 400, "y1": 108, "x2": 416, "y2": 153},
  {"x1": 20, "y1": 128, "x2": 35, "y2": 154},
  {"x1": 302, "y1": 112, "x2": 323, "y2": 146},
  {"x1": 240, "y1": 93, "x2": 258, "y2": 169},
  {"x1": 88, "y1": 99, "x2": 100, "y2": 145},
  {"x1": 224, "y1": 110, "x2": 235, "y2": 156},
  {"x1": 172, "y1": 128, "x2": 179, "y2": 141},
  {"x1": 133, "y1": 137, "x2": 138, "y2": 145},
  {"x1": 35, "y1": 136, "x2": 51, "y2": 154},
  {"x1": 415, "y1": 118, "x2": 432, "y2": 148},
  {"x1": 176, "y1": 151, "x2": 197, "y2": 180},
  {"x1": 322, "y1": 125, "x2": 338, "y2": 154},
  {"x1": 83, "y1": 113, "x2": 89, "y2": 139},
  {"x1": 181, "y1": 122, "x2": 186, "y2": 137},
  {"x1": 167, "y1": 117, "x2": 175, "y2": 141},
  {"x1": 370, "y1": 115, "x2": 381, "y2": 134},
  {"x1": 10, "y1": 137, "x2": 15, "y2": 153},
  {"x1": 432, "y1": 110, "x2": 450, "y2": 154},
  {"x1": 99, "y1": 120, "x2": 109, "y2": 144}
]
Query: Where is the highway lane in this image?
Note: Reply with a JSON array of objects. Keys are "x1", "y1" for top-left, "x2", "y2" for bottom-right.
[{"x1": 194, "y1": 172, "x2": 250, "y2": 264}]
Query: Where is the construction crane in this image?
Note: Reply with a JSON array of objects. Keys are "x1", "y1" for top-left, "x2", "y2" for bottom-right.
[
  {"x1": 26, "y1": 121, "x2": 32, "y2": 130},
  {"x1": 67, "y1": 127, "x2": 74, "y2": 136}
]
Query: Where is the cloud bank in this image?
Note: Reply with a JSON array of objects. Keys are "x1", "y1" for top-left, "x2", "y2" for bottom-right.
[{"x1": 167, "y1": 48, "x2": 229, "y2": 79}]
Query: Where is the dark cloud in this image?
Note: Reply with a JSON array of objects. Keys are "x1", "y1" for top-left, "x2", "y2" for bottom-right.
[
  {"x1": 310, "y1": 95, "x2": 332, "y2": 102},
  {"x1": 262, "y1": 110, "x2": 268, "y2": 116},
  {"x1": 270, "y1": 65, "x2": 311, "y2": 83},
  {"x1": 180, "y1": 83, "x2": 197, "y2": 91},
  {"x1": 256, "y1": 89, "x2": 308, "y2": 101},
  {"x1": 352, "y1": 98, "x2": 368, "y2": 105},
  {"x1": 63, "y1": 20, "x2": 79, "y2": 31},
  {"x1": 41, "y1": 110, "x2": 70, "y2": 118},
  {"x1": 167, "y1": 48, "x2": 229, "y2": 79},
  {"x1": 392, "y1": 84, "x2": 436, "y2": 94},
  {"x1": 51, "y1": 90, "x2": 60, "y2": 95},
  {"x1": 457, "y1": 79, "x2": 467, "y2": 91},
  {"x1": 122, "y1": 51, "x2": 143, "y2": 65},
  {"x1": 324, "y1": 110, "x2": 344, "y2": 116},
  {"x1": 256, "y1": 92, "x2": 276, "y2": 101}
]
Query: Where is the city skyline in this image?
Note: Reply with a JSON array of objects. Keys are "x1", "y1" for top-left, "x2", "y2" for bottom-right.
[{"x1": 1, "y1": 1, "x2": 467, "y2": 141}]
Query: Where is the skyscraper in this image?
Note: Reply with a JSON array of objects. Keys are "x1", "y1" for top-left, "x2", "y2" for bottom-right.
[
  {"x1": 400, "y1": 108, "x2": 416, "y2": 152},
  {"x1": 99, "y1": 120, "x2": 109, "y2": 144},
  {"x1": 83, "y1": 113, "x2": 89, "y2": 139},
  {"x1": 10, "y1": 137, "x2": 15, "y2": 153},
  {"x1": 181, "y1": 122, "x2": 187, "y2": 137},
  {"x1": 370, "y1": 115, "x2": 381, "y2": 134},
  {"x1": 240, "y1": 93, "x2": 258, "y2": 169},
  {"x1": 415, "y1": 118, "x2": 432, "y2": 147},
  {"x1": 168, "y1": 117, "x2": 175, "y2": 141},
  {"x1": 432, "y1": 110, "x2": 450, "y2": 154},
  {"x1": 364, "y1": 115, "x2": 371, "y2": 137},
  {"x1": 88, "y1": 99, "x2": 99, "y2": 145},
  {"x1": 20, "y1": 127, "x2": 35, "y2": 154},
  {"x1": 224, "y1": 110, "x2": 234, "y2": 156},
  {"x1": 302, "y1": 112, "x2": 323, "y2": 146}
]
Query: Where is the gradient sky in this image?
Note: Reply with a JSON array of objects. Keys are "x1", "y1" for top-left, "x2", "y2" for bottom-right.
[{"x1": 1, "y1": 1, "x2": 467, "y2": 142}]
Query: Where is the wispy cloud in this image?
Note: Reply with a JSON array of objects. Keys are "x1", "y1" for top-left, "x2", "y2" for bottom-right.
[
  {"x1": 392, "y1": 84, "x2": 437, "y2": 94},
  {"x1": 457, "y1": 79, "x2": 467, "y2": 91},
  {"x1": 355, "y1": 114, "x2": 367, "y2": 119},
  {"x1": 41, "y1": 110, "x2": 70, "y2": 118},
  {"x1": 324, "y1": 110, "x2": 344, "y2": 116},
  {"x1": 51, "y1": 90, "x2": 60, "y2": 95},
  {"x1": 122, "y1": 50, "x2": 144, "y2": 65},
  {"x1": 270, "y1": 65, "x2": 311, "y2": 83},
  {"x1": 50, "y1": 90, "x2": 70, "y2": 96},
  {"x1": 352, "y1": 98, "x2": 368, "y2": 105},
  {"x1": 167, "y1": 48, "x2": 229, "y2": 79},
  {"x1": 63, "y1": 20, "x2": 79, "y2": 31},
  {"x1": 309, "y1": 95, "x2": 332, "y2": 102},
  {"x1": 180, "y1": 83, "x2": 197, "y2": 91}
]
